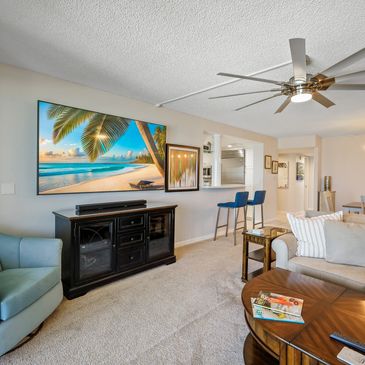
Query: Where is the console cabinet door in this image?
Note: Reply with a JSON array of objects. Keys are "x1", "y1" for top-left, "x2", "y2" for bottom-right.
[
  {"x1": 147, "y1": 211, "x2": 173, "y2": 261},
  {"x1": 74, "y1": 220, "x2": 116, "y2": 283}
]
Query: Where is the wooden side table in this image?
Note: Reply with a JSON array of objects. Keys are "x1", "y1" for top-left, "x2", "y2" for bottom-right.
[{"x1": 241, "y1": 226, "x2": 290, "y2": 282}]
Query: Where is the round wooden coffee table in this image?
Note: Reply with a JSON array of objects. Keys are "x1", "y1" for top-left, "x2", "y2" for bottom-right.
[{"x1": 242, "y1": 269, "x2": 365, "y2": 365}]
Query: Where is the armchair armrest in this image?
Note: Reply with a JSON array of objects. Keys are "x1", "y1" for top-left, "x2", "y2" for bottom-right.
[
  {"x1": 272, "y1": 233, "x2": 297, "y2": 270},
  {"x1": 19, "y1": 237, "x2": 62, "y2": 268}
]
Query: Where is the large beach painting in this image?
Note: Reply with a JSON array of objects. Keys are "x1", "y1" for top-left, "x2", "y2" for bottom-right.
[{"x1": 38, "y1": 101, "x2": 166, "y2": 194}]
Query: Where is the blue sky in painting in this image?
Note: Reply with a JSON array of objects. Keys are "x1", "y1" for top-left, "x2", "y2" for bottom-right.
[{"x1": 38, "y1": 101, "x2": 163, "y2": 162}]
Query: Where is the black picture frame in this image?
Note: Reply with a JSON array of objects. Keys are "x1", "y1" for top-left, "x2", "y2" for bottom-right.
[
  {"x1": 37, "y1": 100, "x2": 167, "y2": 195},
  {"x1": 165, "y1": 143, "x2": 200, "y2": 192}
]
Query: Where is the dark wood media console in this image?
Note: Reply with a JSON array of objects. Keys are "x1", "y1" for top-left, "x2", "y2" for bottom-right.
[{"x1": 54, "y1": 203, "x2": 177, "y2": 299}]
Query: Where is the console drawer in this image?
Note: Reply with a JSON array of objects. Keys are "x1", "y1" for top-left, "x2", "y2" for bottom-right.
[
  {"x1": 117, "y1": 245, "x2": 145, "y2": 271},
  {"x1": 118, "y1": 214, "x2": 145, "y2": 230},
  {"x1": 117, "y1": 231, "x2": 145, "y2": 246}
]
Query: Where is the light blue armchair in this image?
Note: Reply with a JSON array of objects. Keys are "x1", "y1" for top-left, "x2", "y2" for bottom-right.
[{"x1": 0, "y1": 233, "x2": 63, "y2": 356}]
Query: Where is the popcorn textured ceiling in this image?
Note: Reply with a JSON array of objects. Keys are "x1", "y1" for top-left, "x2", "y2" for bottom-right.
[{"x1": 0, "y1": 0, "x2": 364, "y2": 137}]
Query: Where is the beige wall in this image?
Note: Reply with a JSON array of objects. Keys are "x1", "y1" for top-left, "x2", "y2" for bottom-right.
[
  {"x1": 0, "y1": 64, "x2": 278, "y2": 244},
  {"x1": 321, "y1": 134, "x2": 365, "y2": 211}
]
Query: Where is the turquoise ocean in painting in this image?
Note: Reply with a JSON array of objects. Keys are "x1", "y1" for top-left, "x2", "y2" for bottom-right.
[{"x1": 39, "y1": 162, "x2": 144, "y2": 191}]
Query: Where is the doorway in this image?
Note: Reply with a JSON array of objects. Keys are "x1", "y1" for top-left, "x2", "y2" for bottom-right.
[{"x1": 277, "y1": 151, "x2": 315, "y2": 214}]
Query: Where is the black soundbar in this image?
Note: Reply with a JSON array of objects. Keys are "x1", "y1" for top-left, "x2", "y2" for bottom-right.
[{"x1": 75, "y1": 200, "x2": 147, "y2": 215}]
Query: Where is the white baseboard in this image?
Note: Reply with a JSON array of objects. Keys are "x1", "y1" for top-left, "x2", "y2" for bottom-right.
[
  {"x1": 175, "y1": 234, "x2": 214, "y2": 247},
  {"x1": 176, "y1": 215, "x2": 278, "y2": 248},
  {"x1": 175, "y1": 227, "x2": 237, "y2": 247}
]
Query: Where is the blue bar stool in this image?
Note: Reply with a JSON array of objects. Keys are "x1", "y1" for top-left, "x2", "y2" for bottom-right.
[
  {"x1": 214, "y1": 192, "x2": 249, "y2": 246},
  {"x1": 247, "y1": 190, "x2": 266, "y2": 228}
]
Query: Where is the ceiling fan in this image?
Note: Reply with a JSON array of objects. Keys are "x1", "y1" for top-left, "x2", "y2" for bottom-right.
[{"x1": 210, "y1": 39, "x2": 365, "y2": 113}]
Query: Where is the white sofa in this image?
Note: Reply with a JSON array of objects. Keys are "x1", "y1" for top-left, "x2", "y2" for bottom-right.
[{"x1": 272, "y1": 212, "x2": 365, "y2": 292}]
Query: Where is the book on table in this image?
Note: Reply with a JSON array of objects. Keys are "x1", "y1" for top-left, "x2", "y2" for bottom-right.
[
  {"x1": 251, "y1": 299, "x2": 305, "y2": 324},
  {"x1": 253, "y1": 291, "x2": 304, "y2": 317}
]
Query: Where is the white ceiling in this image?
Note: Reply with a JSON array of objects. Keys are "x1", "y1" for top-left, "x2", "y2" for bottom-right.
[{"x1": 1, "y1": 0, "x2": 365, "y2": 137}]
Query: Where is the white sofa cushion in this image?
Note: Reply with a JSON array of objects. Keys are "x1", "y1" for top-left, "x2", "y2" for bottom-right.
[
  {"x1": 287, "y1": 211, "x2": 343, "y2": 258},
  {"x1": 325, "y1": 221, "x2": 365, "y2": 267},
  {"x1": 288, "y1": 256, "x2": 365, "y2": 292}
]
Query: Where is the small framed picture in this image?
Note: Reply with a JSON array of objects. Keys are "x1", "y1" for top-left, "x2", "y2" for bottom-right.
[
  {"x1": 272, "y1": 160, "x2": 278, "y2": 174},
  {"x1": 165, "y1": 144, "x2": 200, "y2": 192},
  {"x1": 296, "y1": 162, "x2": 304, "y2": 181},
  {"x1": 264, "y1": 155, "x2": 272, "y2": 169}
]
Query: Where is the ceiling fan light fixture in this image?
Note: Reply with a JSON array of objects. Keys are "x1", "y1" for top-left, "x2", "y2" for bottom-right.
[{"x1": 291, "y1": 88, "x2": 312, "y2": 103}]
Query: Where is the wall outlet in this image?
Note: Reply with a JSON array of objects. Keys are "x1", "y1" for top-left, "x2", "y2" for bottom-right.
[{"x1": 0, "y1": 183, "x2": 15, "y2": 195}]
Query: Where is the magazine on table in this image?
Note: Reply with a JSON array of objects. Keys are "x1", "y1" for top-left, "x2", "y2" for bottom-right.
[
  {"x1": 251, "y1": 299, "x2": 305, "y2": 324},
  {"x1": 253, "y1": 291, "x2": 304, "y2": 317}
]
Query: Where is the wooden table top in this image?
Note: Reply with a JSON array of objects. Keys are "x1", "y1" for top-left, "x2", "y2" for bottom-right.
[
  {"x1": 243, "y1": 226, "x2": 291, "y2": 240},
  {"x1": 342, "y1": 201, "x2": 362, "y2": 208},
  {"x1": 242, "y1": 269, "x2": 365, "y2": 365}
]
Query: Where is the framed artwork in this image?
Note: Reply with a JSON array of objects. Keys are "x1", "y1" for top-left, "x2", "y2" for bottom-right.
[
  {"x1": 264, "y1": 155, "x2": 272, "y2": 169},
  {"x1": 165, "y1": 144, "x2": 200, "y2": 192},
  {"x1": 271, "y1": 160, "x2": 278, "y2": 174},
  {"x1": 278, "y1": 161, "x2": 289, "y2": 189},
  {"x1": 296, "y1": 162, "x2": 304, "y2": 181},
  {"x1": 37, "y1": 100, "x2": 166, "y2": 194}
]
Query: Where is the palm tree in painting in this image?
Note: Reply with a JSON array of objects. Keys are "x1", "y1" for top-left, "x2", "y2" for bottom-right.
[
  {"x1": 153, "y1": 126, "x2": 166, "y2": 156},
  {"x1": 49, "y1": 105, "x2": 165, "y2": 176}
]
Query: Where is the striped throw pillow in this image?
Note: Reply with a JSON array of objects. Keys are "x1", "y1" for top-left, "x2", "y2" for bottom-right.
[{"x1": 287, "y1": 211, "x2": 343, "y2": 258}]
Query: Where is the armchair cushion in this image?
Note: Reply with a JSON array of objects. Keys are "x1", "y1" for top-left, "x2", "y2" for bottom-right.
[
  {"x1": 19, "y1": 237, "x2": 62, "y2": 268},
  {"x1": 0, "y1": 267, "x2": 60, "y2": 320},
  {"x1": 0, "y1": 234, "x2": 21, "y2": 269}
]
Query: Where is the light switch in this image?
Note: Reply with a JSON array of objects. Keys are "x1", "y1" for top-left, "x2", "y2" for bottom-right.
[{"x1": 1, "y1": 183, "x2": 15, "y2": 195}]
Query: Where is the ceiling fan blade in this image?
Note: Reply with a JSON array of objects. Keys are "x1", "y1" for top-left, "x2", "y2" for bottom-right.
[
  {"x1": 319, "y1": 48, "x2": 365, "y2": 76},
  {"x1": 325, "y1": 83, "x2": 365, "y2": 90},
  {"x1": 209, "y1": 89, "x2": 282, "y2": 99},
  {"x1": 312, "y1": 92, "x2": 335, "y2": 108},
  {"x1": 332, "y1": 70, "x2": 365, "y2": 83},
  {"x1": 274, "y1": 97, "x2": 291, "y2": 114},
  {"x1": 217, "y1": 72, "x2": 285, "y2": 86},
  {"x1": 289, "y1": 38, "x2": 307, "y2": 83},
  {"x1": 235, "y1": 93, "x2": 282, "y2": 111}
]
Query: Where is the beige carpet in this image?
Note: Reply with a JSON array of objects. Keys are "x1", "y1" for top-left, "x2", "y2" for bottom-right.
[{"x1": 2, "y1": 235, "x2": 262, "y2": 365}]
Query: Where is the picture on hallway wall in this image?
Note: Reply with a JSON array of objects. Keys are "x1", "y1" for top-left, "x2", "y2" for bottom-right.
[
  {"x1": 37, "y1": 100, "x2": 166, "y2": 194},
  {"x1": 278, "y1": 161, "x2": 289, "y2": 189},
  {"x1": 296, "y1": 162, "x2": 304, "y2": 181},
  {"x1": 165, "y1": 144, "x2": 200, "y2": 192},
  {"x1": 271, "y1": 160, "x2": 278, "y2": 174},
  {"x1": 264, "y1": 155, "x2": 272, "y2": 169}
]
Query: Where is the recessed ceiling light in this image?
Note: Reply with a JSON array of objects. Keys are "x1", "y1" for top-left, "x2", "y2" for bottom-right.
[{"x1": 227, "y1": 144, "x2": 233, "y2": 148}]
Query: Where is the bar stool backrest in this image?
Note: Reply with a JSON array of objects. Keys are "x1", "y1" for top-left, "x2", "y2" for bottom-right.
[
  {"x1": 252, "y1": 190, "x2": 266, "y2": 205},
  {"x1": 235, "y1": 192, "x2": 249, "y2": 207}
]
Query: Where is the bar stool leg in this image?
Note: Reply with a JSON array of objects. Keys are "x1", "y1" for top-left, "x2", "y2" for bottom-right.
[
  {"x1": 225, "y1": 208, "x2": 230, "y2": 237},
  {"x1": 233, "y1": 207, "x2": 237, "y2": 246},
  {"x1": 261, "y1": 204, "x2": 264, "y2": 228},
  {"x1": 253, "y1": 205, "x2": 256, "y2": 228},
  {"x1": 244, "y1": 206, "x2": 247, "y2": 231},
  {"x1": 214, "y1": 207, "x2": 221, "y2": 241}
]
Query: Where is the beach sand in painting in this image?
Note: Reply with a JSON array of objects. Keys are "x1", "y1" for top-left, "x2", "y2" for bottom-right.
[{"x1": 43, "y1": 164, "x2": 163, "y2": 194}]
